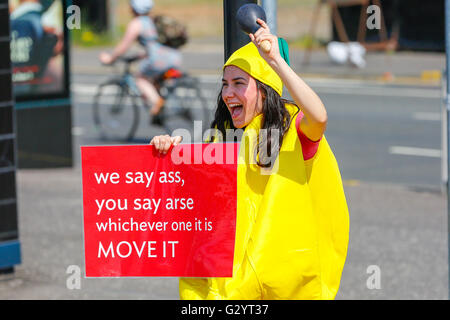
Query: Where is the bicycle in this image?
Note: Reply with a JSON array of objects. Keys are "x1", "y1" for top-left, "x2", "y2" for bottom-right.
[{"x1": 93, "y1": 55, "x2": 211, "y2": 142}]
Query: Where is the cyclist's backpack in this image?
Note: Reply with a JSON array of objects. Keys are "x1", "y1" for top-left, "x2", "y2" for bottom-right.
[{"x1": 154, "y1": 15, "x2": 188, "y2": 49}]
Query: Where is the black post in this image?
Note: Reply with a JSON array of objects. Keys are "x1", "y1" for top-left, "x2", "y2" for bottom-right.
[
  {"x1": 445, "y1": 0, "x2": 450, "y2": 300},
  {"x1": 0, "y1": 0, "x2": 21, "y2": 273},
  {"x1": 223, "y1": 0, "x2": 257, "y2": 62}
]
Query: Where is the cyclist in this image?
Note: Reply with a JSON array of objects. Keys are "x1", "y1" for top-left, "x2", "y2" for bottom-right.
[{"x1": 99, "y1": 0, "x2": 182, "y2": 120}]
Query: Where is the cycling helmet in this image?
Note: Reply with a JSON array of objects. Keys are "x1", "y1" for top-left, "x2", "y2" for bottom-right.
[{"x1": 130, "y1": 0, "x2": 154, "y2": 15}]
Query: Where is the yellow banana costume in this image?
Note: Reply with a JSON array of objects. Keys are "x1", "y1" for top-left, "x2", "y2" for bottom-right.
[{"x1": 179, "y1": 43, "x2": 349, "y2": 300}]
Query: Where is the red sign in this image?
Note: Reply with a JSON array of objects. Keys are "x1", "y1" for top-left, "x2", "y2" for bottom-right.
[{"x1": 81, "y1": 143, "x2": 238, "y2": 277}]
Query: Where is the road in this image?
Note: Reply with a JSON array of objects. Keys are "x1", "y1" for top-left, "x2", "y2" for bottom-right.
[
  {"x1": 1, "y1": 71, "x2": 445, "y2": 300},
  {"x1": 70, "y1": 74, "x2": 446, "y2": 300},
  {"x1": 71, "y1": 73, "x2": 443, "y2": 189}
]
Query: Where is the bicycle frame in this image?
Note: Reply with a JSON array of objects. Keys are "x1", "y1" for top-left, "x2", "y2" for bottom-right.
[
  {"x1": 94, "y1": 56, "x2": 210, "y2": 142},
  {"x1": 123, "y1": 73, "x2": 141, "y2": 98}
]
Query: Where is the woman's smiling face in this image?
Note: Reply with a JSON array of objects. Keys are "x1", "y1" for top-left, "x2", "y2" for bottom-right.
[{"x1": 221, "y1": 65, "x2": 264, "y2": 128}]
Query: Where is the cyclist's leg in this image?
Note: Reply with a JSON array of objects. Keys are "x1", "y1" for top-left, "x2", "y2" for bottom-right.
[
  {"x1": 137, "y1": 48, "x2": 182, "y2": 116},
  {"x1": 135, "y1": 73, "x2": 165, "y2": 116}
]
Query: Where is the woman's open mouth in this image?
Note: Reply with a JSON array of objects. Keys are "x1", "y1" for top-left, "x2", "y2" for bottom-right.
[{"x1": 228, "y1": 104, "x2": 243, "y2": 119}]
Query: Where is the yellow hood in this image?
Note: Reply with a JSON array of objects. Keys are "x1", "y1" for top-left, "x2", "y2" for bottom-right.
[{"x1": 223, "y1": 42, "x2": 283, "y2": 97}]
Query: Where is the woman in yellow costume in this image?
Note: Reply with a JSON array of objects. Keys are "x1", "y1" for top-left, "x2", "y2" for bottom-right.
[{"x1": 151, "y1": 19, "x2": 349, "y2": 300}]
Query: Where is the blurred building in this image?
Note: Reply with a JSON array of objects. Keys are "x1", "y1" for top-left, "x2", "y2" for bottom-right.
[
  {"x1": 71, "y1": 0, "x2": 109, "y2": 32},
  {"x1": 332, "y1": 0, "x2": 444, "y2": 51}
]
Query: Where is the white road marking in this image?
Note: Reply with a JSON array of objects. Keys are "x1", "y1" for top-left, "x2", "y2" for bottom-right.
[
  {"x1": 71, "y1": 84, "x2": 98, "y2": 95},
  {"x1": 312, "y1": 86, "x2": 439, "y2": 99},
  {"x1": 72, "y1": 126, "x2": 85, "y2": 136},
  {"x1": 412, "y1": 112, "x2": 441, "y2": 121},
  {"x1": 72, "y1": 75, "x2": 441, "y2": 102},
  {"x1": 389, "y1": 146, "x2": 441, "y2": 158}
]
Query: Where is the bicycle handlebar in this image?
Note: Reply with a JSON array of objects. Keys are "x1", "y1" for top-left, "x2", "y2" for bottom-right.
[
  {"x1": 118, "y1": 55, "x2": 143, "y2": 64},
  {"x1": 101, "y1": 54, "x2": 144, "y2": 67},
  {"x1": 100, "y1": 54, "x2": 184, "y2": 82}
]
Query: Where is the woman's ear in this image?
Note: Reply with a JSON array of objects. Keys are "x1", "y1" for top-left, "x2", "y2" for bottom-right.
[
  {"x1": 261, "y1": 90, "x2": 266, "y2": 101},
  {"x1": 259, "y1": 86, "x2": 267, "y2": 105}
]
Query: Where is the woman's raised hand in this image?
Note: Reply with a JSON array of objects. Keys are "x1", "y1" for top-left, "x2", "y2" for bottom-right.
[
  {"x1": 150, "y1": 135, "x2": 182, "y2": 154},
  {"x1": 249, "y1": 19, "x2": 280, "y2": 65}
]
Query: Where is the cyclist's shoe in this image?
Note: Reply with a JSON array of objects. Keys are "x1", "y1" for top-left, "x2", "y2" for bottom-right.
[
  {"x1": 150, "y1": 113, "x2": 164, "y2": 126},
  {"x1": 181, "y1": 108, "x2": 192, "y2": 122},
  {"x1": 150, "y1": 97, "x2": 165, "y2": 116},
  {"x1": 149, "y1": 97, "x2": 166, "y2": 126}
]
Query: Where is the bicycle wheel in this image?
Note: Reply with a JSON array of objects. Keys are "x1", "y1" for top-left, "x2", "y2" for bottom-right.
[
  {"x1": 159, "y1": 76, "x2": 211, "y2": 143},
  {"x1": 93, "y1": 81, "x2": 140, "y2": 142}
]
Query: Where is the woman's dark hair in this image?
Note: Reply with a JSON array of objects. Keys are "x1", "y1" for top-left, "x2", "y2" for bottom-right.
[{"x1": 210, "y1": 79, "x2": 299, "y2": 167}]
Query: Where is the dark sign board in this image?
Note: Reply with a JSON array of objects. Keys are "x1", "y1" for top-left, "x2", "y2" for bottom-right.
[{"x1": 9, "y1": 0, "x2": 70, "y2": 101}]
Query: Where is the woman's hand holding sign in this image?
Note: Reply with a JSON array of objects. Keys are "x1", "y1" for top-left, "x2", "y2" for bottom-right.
[{"x1": 150, "y1": 135, "x2": 182, "y2": 154}]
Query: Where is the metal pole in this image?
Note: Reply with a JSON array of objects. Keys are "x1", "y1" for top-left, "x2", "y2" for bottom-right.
[
  {"x1": 107, "y1": 0, "x2": 118, "y2": 40},
  {"x1": 261, "y1": 0, "x2": 277, "y2": 35},
  {"x1": 442, "y1": 70, "x2": 447, "y2": 193},
  {"x1": 445, "y1": 0, "x2": 450, "y2": 300},
  {"x1": 223, "y1": 0, "x2": 257, "y2": 62}
]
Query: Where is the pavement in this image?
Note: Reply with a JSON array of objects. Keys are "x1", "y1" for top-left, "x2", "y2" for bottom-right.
[
  {"x1": 72, "y1": 36, "x2": 445, "y2": 86},
  {"x1": 0, "y1": 37, "x2": 448, "y2": 300}
]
